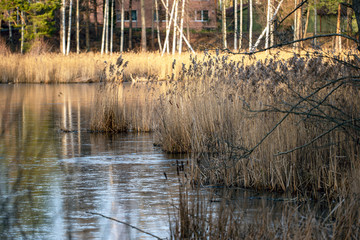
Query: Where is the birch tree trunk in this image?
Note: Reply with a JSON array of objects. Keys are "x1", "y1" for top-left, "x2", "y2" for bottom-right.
[
  {"x1": 166, "y1": 0, "x2": 169, "y2": 53},
  {"x1": 76, "y1": 0, "x2": 80, "y2": 54},
  {"x1": 101, "y1": 0, "x2": 108, "y2": 54},
  {"x1": 140, "y1": 0, "x2": 147, "y2": 52},
  {"x1": 249, "y1": 0, "x2": 253, "y2": 51},
  {"x1": 162, "y1": 0, "x2": 176, "y2": 55},
  {"x1": 234, "y1": 0, "x2": 237, "y2": 50},
  {"x1": 313, "y1": 0, "x2": 317, "y2": 46},
  {"x1": 155, "y1": 0, "x2": 162, "y2": 52},
  {"x1": 172, "y1": 0, "x2": 178, "y2": 55},
  {"x1": 266, "y1": 0, "x2": 271, "y2": 49},
  {"x1": 270, "y1": 0, "x2": 274, "y2": 46},
  {"x1": 297, "y1": 1, "x2": 302, "y2": 48},
  {"x1": 293, "y1": 0, "x2": 298, "y2": 49},
  {"x1": 239, "y1": 0, "x2": 243, "y2": 50},
  {"x1": 61, "y1": 0, "x2": 66, "y2": 54},
  {"x1": 336, "y1": 3, "x2": 341, "y2": 52},
  {"x1": 120, "y1": 0, "x2": 124, "y2": 52},
  {"x1": 347, "y1": 0, "x2": 352, "y2": 48},
  {"x1": 67, "y1": 0, "x2": 73, "y2": 55},
  {"x1": 110, "y1": 0, "x2": 114, "y2": 54},
  {"x1": 303, "y1": 5, "x2": 310, "y2": 39},
  {"x1": 105, "y1": 0, "x2": 109, "y2": 54},
  {"x1": 178, "y1": 0, "x2": 185, "y2": 54},
  {"x1": 129, "y1": 0, "x2": 133, "y2": 49},
  {"x1": 222, "y1": 0, "x2": 227, "y2": 49},
  {"x1": 21, "y1": 11, "x2": 24, "y2": 54},
  {"x1": 8, "y1": 12, "x2": 12, "y2": 42},
  {"x1": 151, "y1": 0, "x2": 155, "y2": 50}
]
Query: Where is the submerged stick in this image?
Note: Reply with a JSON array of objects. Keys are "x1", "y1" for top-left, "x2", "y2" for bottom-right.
[{"x1": 86, "y1": 211, "x2": 164, "y2": 239}]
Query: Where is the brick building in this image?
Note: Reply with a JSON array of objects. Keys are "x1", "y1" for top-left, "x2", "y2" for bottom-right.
[{"x1": 93, "y1": 0, "x2": 218, "y2": 30}]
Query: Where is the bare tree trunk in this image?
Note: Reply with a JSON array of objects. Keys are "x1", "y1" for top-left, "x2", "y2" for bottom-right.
[
  {"x1": 266, "y1": 0, "x2": 271, "y2": 49},
  {"x1": 110, "y1": 0, "x2": 114, "y2": 54},
  {"x1": 313, "y1": 0, "x2": 317, "y2": 46},
  {"x1": 222, "y1": 0, "x2": 227, "y2": 49},
  {"x1": 270, "y1": 0, "x2": 274, "y2": 46},
  {"x1": 297, "y1": 1, "x2": 302, "y2": 48},
  {"x1": 140, "y1": 0, "x2": 147, "y2": 52},
  {"x1": 294, "y1": 0, "x2": 298, "y2": 49},
  {"x1": 101, "y1": 0, "x2": 108, "y2": 54},
  {"x1": 105, "y1": 0, "x2": 109, "y2": 54},
  {"x1": 61, "y1": 0, "x2": 66, "y2": 54},
  {"x1": 178, "y1": 0, "x2": 185, "y2": 54},
  {"x1": 166, "y1": 0, "x2": 170, "y2": 53},
  {"x1": 234, "y1": 0, "x2": 237, "y2": 50},
  {"x1": 129, "y1": 0, "x2": 133, "y2": 49},
  {"x1": 120, "y1": 0, "x2": 124, "y2": 52},
  {"x1": 21, "y1": 11, "x2": 24, "y2": 54},
  {"x1": 336, "y1": 3, "x2": 341, "y2": 52},
  {"x1": 249, "y1": 0, "x2": 253, "y2": 51},
  {"x1": 172, "y1": 0, "x2": 178, "y2": 55},
  {"x1": 347, "y1": 0, "x2": 352, "y2": 48},
  {"x1": 8, "y1": 12, "x2": 12, "y2": 42},
  {"x1": 67, "y1": 0, "x2": 73, "y2": 55},
  {"x1": 155, "y1": 0, "x2": 162, "y2": 52},
  {"x1": 93, "y1": 0, "x2": 98, "y2": 37},
  {"x1": 304, "y1": 4, "x2": 310, "y2": 39},
  {"x1": 151, "y1": 0, "x2": 155, "y2": 50},
  {"x1": 76, "y1": 0, "x2": 80, "y2": 54},
  {"x1": 162, "y1": 0, "x2": 176, "y2": 55},
  {"x1": 239, "y1": 0, "x2": 243, "y2": 50},
  {"x1": 85, "y1": 0, "x2": 90, "y2": 51}
]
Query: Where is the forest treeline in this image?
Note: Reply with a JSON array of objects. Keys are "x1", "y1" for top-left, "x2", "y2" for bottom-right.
[{"x1": 0, "y1": 0, "x2": 360, "y2": 54}]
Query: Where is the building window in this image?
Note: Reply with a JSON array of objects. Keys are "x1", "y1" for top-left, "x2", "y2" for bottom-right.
[
  {"x1": 195, "y1": 10, "x2": 209, "y2": 22},
  {"x1": 116, "y1": 10, "x2": 137, "y2": 22}
]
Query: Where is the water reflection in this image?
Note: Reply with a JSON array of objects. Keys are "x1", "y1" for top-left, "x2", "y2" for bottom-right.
[
  {"x1": 0, "y1": 84, "x2": 184, "y2": 239},
  {"x1": 0, "y1": 84, "x2": 312, "y2": 240}
]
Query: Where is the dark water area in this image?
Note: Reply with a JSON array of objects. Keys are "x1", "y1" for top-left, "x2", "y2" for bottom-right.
[{"x1": 0, "y1": 84, "x2": 312, "y2": 239}]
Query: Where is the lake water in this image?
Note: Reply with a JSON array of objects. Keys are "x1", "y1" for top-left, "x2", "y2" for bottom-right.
[{"x1": 0, "y1": 84, "x2": 295, "y2": 240}]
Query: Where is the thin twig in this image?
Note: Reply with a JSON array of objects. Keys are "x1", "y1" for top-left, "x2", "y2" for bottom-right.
[{"x1": 86, "y1": 211, "x2": 164, "y2": 240}]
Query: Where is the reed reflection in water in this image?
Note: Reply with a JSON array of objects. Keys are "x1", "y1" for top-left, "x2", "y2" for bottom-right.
[{"x1": 0, "y1": 84, "x2": 185, "y2": 239}]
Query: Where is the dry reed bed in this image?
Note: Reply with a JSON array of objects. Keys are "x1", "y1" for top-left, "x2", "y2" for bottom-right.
[
  {"x1": 169, "y1": 184, "x2": 360, "y2": 239},
  {"x1": 155, "y1": 53, "x2": 360, "y2": 201},
  {"x1": 90, "y1": 52, "x2": 360, "y2": 201},
  {"x1": 0, "y1": 50, "x2": 302, "y2": 83}
]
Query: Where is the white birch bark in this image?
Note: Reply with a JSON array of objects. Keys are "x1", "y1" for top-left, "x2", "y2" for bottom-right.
[
  {"x1": 172, "y1": 0, "x2": 179, "y2": 55},
  {"x1": 293, "y1": 0, "x2": 297, "y2": 49},
  {"x1": 21, "y1": 11, "x2": 24, "y2": 54},
  {"x1": 314, "y1": 0, "x2": 317, "y2": 46},
  {"x1": 265, "y1": 0, "x2": 271, "y2": 49},
  {"x1": 155, "y1": 0, "x2": 163, "y2": 52},
  {"x1": 76, "y1": 0, "x2": 80, "y2": 54},
  {"x1": 239, "y1": 0, "x2": 243, "y2": 50},
  {"x1": 178, "y1": 0, "x2": 185, "y2": 54},
  {"x1": 166, "y1": 0, "x2": 169, "y2": 53},
  {"x1": 101, "y1": 0, "x2": 108, "y2": 54},
  {"x1": 66, "y1": 0, "x2": 73, "y2": 55},
  {"x1": 61, "y1": 0, "x2": 66, "y2": 54},
  {"x1": 251, "y1": 0, "x2": 284, "y2": 52},
  {"x1": 110, "y1": 0, "x2": 114, "y2": 54},
  {"x1": 105, "y1": 0, "x2": 109, "y2": 54},
  {"x1": 234, "y1": 0, "x2": 237, "y2": 50},
  {"x1": 249, "y1": 0, "x2": 253, "y2": 51},
  {"x1": 120, "y1": 0, "x2": 124, "y2": 52},
  {"x1": 162, "y1": 0, "x2": 176, "y2": 55}
]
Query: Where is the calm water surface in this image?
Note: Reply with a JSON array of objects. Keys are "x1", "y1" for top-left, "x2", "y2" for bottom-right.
[
  {"x1": 0, "y1": 84, "x2": 291, "y2": 240},
  {"x1": 0, "y1": 84, "x2": 189, "y2": 239}
]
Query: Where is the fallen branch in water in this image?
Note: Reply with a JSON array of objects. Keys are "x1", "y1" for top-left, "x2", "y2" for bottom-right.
[{"x1": 86, "y1": 211, "x2": 164, "y2": 240}]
